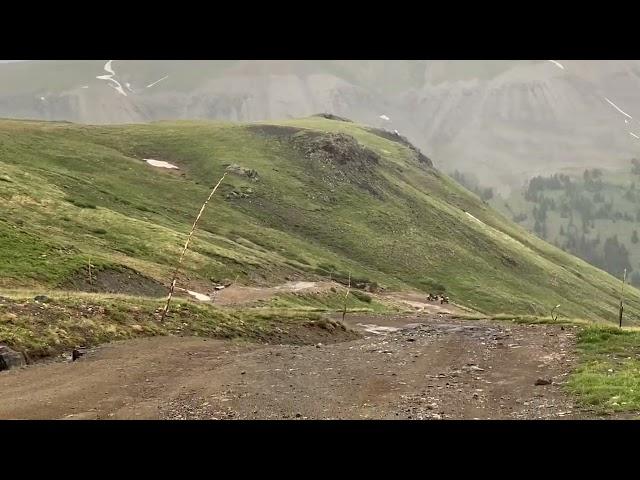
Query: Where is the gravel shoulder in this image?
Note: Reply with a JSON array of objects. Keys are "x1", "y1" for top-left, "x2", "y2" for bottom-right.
[{"x1": 0, "y1": 313, "x2": 600, "y2": 420}]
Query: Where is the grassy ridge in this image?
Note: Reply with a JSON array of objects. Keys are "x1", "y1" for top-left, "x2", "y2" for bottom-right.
[
  {"x1": 0, "y1": 290, "x2": 373, "y2": 359},
  {"x1": 2, "y1": 117, "x2": 640, "y2": 323}
]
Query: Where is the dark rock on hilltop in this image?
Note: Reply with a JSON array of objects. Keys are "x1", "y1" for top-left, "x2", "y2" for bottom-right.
[
  {"x1": 312, "y1": 113, "x2": 353, "y2": 122},
  {"x1": 367, "y1": 127, "x2": 433, "y2": 168},
  {"x1": 295, "y1": 132, "x2": 380, "y2": 167}
]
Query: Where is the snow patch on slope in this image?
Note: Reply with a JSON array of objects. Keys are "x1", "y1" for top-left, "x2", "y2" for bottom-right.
[
  {"x1": 548, "y1": 60, "x2": 565, "y2": 70},
  {"x1": 187, "y1": 290, "x2": 211, "y2": 301},
  {"x1": 144, "y1": 159, "x2": 179, "y2": 169},
  {"x1": 604, "y1": 97, "x2": 633, "y2": 119},
  {"x1": 96, "y1": 60, "x2": 128, "y2": 97},
  {"x1": 146, "y1": 75, "x2": 169, "y2": 89}
]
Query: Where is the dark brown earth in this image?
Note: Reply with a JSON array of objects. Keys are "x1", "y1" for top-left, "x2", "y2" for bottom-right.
[
  {"x1": 59, "y1": 266, "x2": 166, "y2": 297},
  {"x1": 0, "y1": 313, "x2": 603, "y2": 420},
  {"x1": 312, "y1": 113, "x2": 353, "y2": 122}
]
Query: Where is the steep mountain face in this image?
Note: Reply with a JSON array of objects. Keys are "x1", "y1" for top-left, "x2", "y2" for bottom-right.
[
  {"x1": 1, "y1": 116, "x2": 639, "y2": 323},
  {"x1": 394, "y1": 60, "x2": 640, "y2": 192},
  {"x1": 1, "y1": 60, "x2": 639, "y2": 191},
  {"x1": 0, "y1": 60, "x2": 387, "y2": 124}
]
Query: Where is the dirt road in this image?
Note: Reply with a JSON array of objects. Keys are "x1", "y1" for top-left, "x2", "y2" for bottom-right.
[{"x1": 0, "y1": 313, "x2": 600, "y2": 420}]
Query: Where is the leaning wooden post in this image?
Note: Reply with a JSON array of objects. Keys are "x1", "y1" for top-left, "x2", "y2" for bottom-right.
[
  {"x1": 342, "y1": 272, "x2": 351, "y2": 323},
  {"x1": 619, "y1": 268, "x2": 627, "y2": 328},
  {"x1": 88, "y1": 257, "x2": 93, "y2": 285},
  {"x1": 160, "y1": 171, "x2": 227, "y2": 322}
]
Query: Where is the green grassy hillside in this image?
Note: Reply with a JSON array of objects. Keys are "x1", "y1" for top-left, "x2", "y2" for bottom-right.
[{"x1": 1, "y1": 116, "x2": 639, "y2": 323}]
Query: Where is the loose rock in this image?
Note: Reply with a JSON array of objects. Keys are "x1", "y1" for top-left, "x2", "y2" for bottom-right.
[
  {"x1": 0, "y1": 345, "x2": 26, "y2": 371},
  {"x1": 72, "y1": 348, "x2": 86, "y2": 361}
]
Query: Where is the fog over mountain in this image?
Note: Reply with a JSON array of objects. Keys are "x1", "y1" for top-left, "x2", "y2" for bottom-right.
[
  {"x1": 3, "y1": 59, "x2": 640, "y2": 418},
  {"x1": 1, "y1": 60, "x2": 639, "y2": 191}
]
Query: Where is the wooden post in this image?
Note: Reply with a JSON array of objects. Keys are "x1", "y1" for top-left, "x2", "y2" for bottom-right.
[
  {"x1": 342, "y1": 272, "x2": 351, "y2": 323},
  {"x1": 160, "y1": 172, "x2": 227, "y2": 322},
  {"x1": 619, "y1": 268, "x2": 627, "y2": 328},
  {"x1": 88, "y1": 257, "x2": 93, "y2": 285}
]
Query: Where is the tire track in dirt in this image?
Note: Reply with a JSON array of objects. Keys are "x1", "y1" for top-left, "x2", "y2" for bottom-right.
[{"x1": 0, "y1": 313, "x2": 602, "y2": 420}]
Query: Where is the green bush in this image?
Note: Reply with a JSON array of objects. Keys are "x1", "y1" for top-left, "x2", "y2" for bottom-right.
[{"x1": 351, "y1": 290, "x2": 372, "y2": 303}]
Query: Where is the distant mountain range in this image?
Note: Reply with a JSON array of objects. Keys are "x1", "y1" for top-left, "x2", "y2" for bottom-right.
[{"x1": 1, "y1": 60, "x2": 639, "y2": 190}]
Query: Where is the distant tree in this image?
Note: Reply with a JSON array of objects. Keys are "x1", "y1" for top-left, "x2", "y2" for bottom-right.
[
  {"x1": 624, "y1": 188, "x2": 636, "y2": 202},
  {"x1": 584, "y1": 169, "x2": 604, "y2": 191},
  {"x1": 562, "y1": 231, "x2": 602, "y2": 268},
  {"x1": 632, "y1": 159, "x2": 640, "y2": 175},
  {"x1": 582, "y1": 221, "x2": 590, "y2": 234},
  {"x1": 480, "y1": 187, "x2": 494, "y2": 201},
  {"x1": 602, "y1": 235, "x2": 632, "y2": 277},
  {"x1": 559, "y1": 201, "x2": 571, "y2": 218},
  {"x1": 633, "y1": 230, "x2": 639, "y2": 244},
  {"x1": 559, "y1": 225, "x2": 565, "y2": 236},
  {"x1": 451, "y1": 170, "x2": 494, "y2": 201},
  {"x1": 451, "y1": 170, "x2": 466, "y2": 185},
  {"x1": 631, "y1": 272, "x2": 640, "y2": 287},
  {"x1": 534, "y1": 219, "x2": 547, "y2": 239}
]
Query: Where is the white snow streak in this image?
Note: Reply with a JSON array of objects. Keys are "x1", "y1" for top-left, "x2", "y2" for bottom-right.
[
  {"x1": 604, "y1": 97, "x2": 633, "y2": 119},
  {"x1": 39, "y1": 96, "x2": 45, "y2": 101},
  {"x1": 536, "y1": 61, "x2": 640, "y2": 154},
  {"x1": 548, "y1": 60, "x2": 565, "y2": 70},
  {"x1": 144, "y1": 159, "x2": 179, "y2": 169},
  {"x1": 103, "y1": 59, "x2": 115, "y2": 76},
  {"x1": 81, "y1": 85, "x2": 89, "y2": 89},
  {"x1": 356, "y1": 324, "x2": 400, "y2": 335},
  {"x1": 465, "y1": 211, "x2": 482, "y2": 224},
  {"x1": 379, "y1": 114, "x2": 390, "y2": 121},
  {"x1": 146, "y1": 75, "x2": 169, "y2": 88},
  {"x1": 96, "y1": 60, "x2": 128, "y2": 97},
  {"x1": 187, "y1": 290, "x2": 211, "y2": 301}
]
